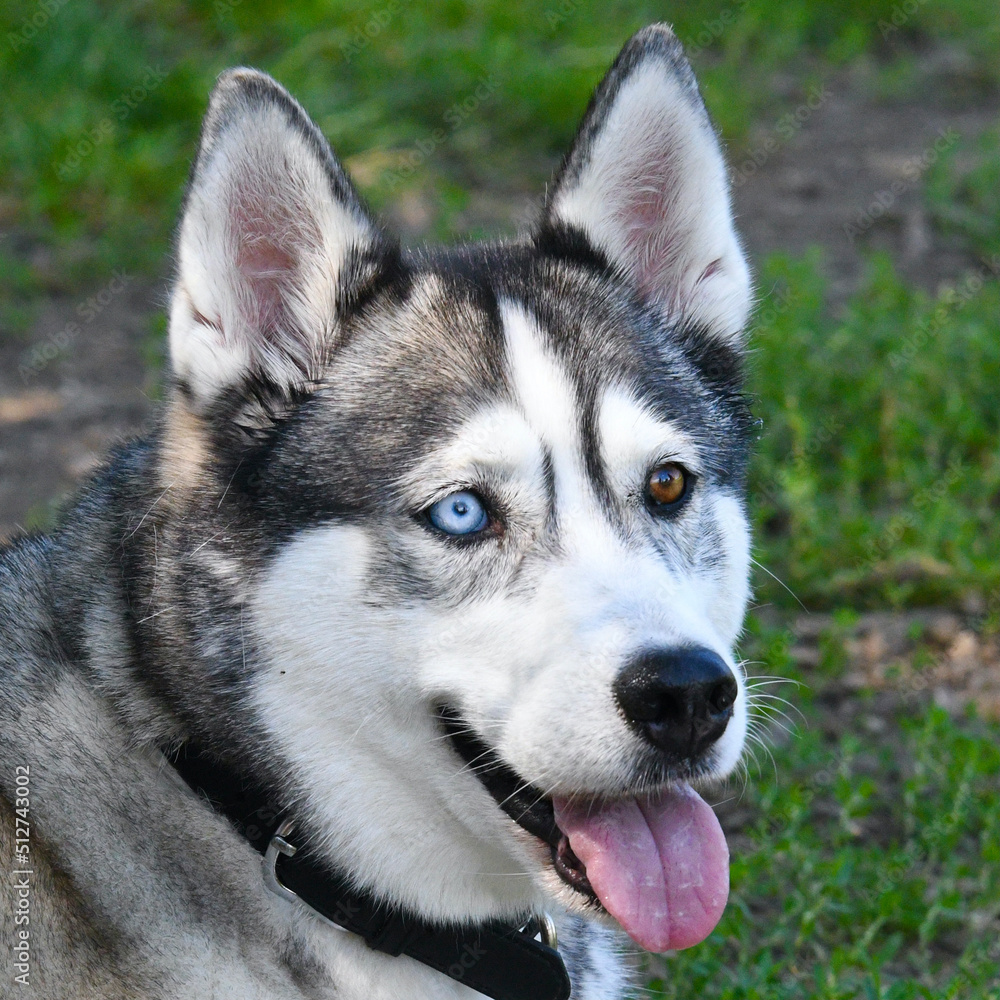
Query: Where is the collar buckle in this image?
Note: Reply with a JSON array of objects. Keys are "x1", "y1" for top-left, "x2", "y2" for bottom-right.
[
  {"x1": 262, "y1": 820, "x2": 350, "y2": 935},
  {"x1": 262, "y1": 819, "x2": 300, "y2": 904}
]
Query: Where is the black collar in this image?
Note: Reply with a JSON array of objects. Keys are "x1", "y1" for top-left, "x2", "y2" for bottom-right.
[{"x1": 169, "y1": 745, "x2": 571, "y2": 1000}]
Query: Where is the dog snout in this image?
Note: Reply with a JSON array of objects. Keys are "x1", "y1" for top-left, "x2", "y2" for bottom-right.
[{"x1": 613, "y1": 647, "x2": 737, "y2": 761}]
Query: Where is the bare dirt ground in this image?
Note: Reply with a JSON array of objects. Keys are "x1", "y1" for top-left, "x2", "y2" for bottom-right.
[
  {"x1": 0, "y1": 278, "x2": 158, "y2": 535},
  {"x1": 2, "y1": 62, "x2": 997, "y2": 716}
]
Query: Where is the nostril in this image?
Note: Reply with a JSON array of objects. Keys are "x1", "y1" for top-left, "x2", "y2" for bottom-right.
[
  {"x1": 623, "y1": 690, "x2": 665, "y2": 724},
  {"x1": 708, "y1": 677, "x2": 737, "y2": 715}
]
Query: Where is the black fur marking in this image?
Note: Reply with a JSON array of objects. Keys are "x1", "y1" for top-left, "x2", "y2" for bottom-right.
[
  {"x1": 532, "y1": 220, "x2": 614, "y2": 278},
  {"x1": 335, "y1": 237, "x2": 410, "y2": 331},
  {"x1": 540, "y1": 448, "x2": 557, "y2": 529},
  {"x1": 577, "y1": 376, "x2": 622, "y2": 531}
]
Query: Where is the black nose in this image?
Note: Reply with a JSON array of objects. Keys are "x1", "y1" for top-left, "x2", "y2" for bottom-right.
[{"x1": 613, "y1": 647, "x2": 738, "y2": 761}]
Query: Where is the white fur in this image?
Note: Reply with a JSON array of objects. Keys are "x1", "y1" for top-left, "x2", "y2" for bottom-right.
[
  {"x1": 495, "y1": 305, "x2": 749, "y2": 787},
  {"x1": 397, "y1": 404, "x2": 547, "y2": 513},
  {"x1": 198, "y1": 44, "x2": 754, "y2": 1000},
  {"x1": 252, "y1": 525, "x2": 551, "y2": 921},
  {"x1": 249, "y1": 303, "x2": 750, "y2": 994},
  {"x1": 550, "y1": 58, "x2": 751, "y2": 342},
  {"x1": 598, "y1": 385, "x2": 703, "y2": 489}
]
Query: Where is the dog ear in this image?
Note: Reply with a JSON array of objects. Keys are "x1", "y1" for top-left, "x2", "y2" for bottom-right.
[
  {"x1": 169, "y1": 68, "x2": 391, "y2": 406},
  {"x1": 538, "y1": 25, "x2": 751, "y2": 344}
]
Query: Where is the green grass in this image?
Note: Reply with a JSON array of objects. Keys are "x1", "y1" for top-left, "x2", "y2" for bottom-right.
[
  {"x1": 3, "y1": 1, "x2": 998, "y2": 609},
  {"x1": 748, "y1": 252, "x2": 1000, "y2": 610},
  {"x1": 3, "y1": 0, "x2": 998, "y2": 611},
  {"x1": 926, "y1": 125, "x2": 1000, "y2": 261},
  {"x1": 645, "y1": 616, "x2": 1000, "y2": 999},
  {"x1": 1, "y1": 0, "x2": 998, "y2": 304},
  {"x1": 648, "y1": 691, "x2": 1000, "y2": 998},
  {"x1": 3, "y1": 7, "x2": 1000, "y2": 998}
]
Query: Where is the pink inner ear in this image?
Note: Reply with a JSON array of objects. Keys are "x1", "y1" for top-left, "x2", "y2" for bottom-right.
[
  {"x1": 238, "y1": 238, "x2": 299, "y2": 280},
  {"x1": 228, "y1": 178, "x2": 322, "y2": 361},
  {"x1": 237, "y1": 236, "x2": 298, "y2": 342},
  {"x1": 234, "y1": 233, "x2": 296, "y2": 342},
  {"x1": 621, "y1": 191, "x2": 674, "y2": 300},
  {"x1": 615, "y1": 141, "x2": 686, "y2": 301},
  {"x1": 625, "y1": 177, "x2": 669, "y2": 231}
]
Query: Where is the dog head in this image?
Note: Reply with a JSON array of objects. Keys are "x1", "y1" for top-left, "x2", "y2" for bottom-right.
[{"x1": 161, "y1": 25, "x2": 753, "y2": 954}]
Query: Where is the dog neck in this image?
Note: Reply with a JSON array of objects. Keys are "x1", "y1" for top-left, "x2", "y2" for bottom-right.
[{"x1": 168, "y1": 743, "x2": 571, "y2": 1000}]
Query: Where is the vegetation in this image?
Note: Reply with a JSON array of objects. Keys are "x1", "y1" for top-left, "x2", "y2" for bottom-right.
[
  {"x1": 3, "y1": 3, "x2": 999, "y2": 995},
  {"x1": 749, "y1": 252, "x2": 1000, "y2": 610},
  {"x1": 2, "y1": 0, "x2": 998, "y2": 284},
  {"x1": 652, "y1": 676, "x2": 1000, "y2": 999}
]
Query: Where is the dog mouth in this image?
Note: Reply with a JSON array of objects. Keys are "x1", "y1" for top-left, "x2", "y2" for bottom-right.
[
  {"x1": 437, "y1": 706, "x2": 732, "y2": 953},
  {"x1": 437, "y1": 707, "x2": 599, "y2": 905}
]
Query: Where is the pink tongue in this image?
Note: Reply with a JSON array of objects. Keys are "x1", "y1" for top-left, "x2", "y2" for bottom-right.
[{"x1": 552, "y1": 784, "x2": 728, "y2": 953}]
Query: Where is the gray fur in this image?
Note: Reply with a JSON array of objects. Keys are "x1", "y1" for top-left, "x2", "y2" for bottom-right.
[{"x1": 1, "y1": 23, "x2": 752, "y2": 999}]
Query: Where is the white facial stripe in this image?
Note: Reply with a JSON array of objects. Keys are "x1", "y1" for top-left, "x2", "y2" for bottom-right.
[
  {"x1": 705, "y1": 491, "x2": 752, "y2": 645},
  {"x1": 499, "y1": 300, "x2": 604, "y2": 535},
  {"x1": 500, "y1": 301, "x2": 579, "y2": 452},
  {"x1": 598, "y1": 387, "x2": 701, "y2": 496}
]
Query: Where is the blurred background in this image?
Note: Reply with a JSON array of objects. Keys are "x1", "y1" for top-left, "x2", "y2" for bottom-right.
[{"x1": 1, "y1": 1, "x2": 998, "y2": 995}]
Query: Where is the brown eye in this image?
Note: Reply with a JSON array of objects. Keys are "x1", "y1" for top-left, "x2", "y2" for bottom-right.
[{"x1": 646, "y1": 463, "x2": 689, "y2": 509}]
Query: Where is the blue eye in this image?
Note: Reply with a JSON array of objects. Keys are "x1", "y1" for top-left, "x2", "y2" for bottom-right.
[{"x1": 427, "y1": 490, "x2": 489, "y2": 536}]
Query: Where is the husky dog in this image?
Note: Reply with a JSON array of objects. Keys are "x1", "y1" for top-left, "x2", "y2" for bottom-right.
[{"x1": 0, "y1": 23, "x2": 755, "y2": 1000}]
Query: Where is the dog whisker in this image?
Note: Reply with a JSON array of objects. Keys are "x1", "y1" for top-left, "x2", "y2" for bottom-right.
[
  {"x1": 749, "y1": 556, "x2": 807, "y2": 610},
  {"x1": 743, "y1": 732, "x2": 779, "y2": 779},
  {"x1": 136, "y1": 606, "x2": 175, "y2": 625},
  {"x1": 747, "y1": 692, "x2": 805, "y2": 719},
  {"x1": 748, "y1": 692, "x2": 804, "y2": 715},
  {"x1": 452, "y1": 747, "x2": 503, "y2": 779},
  {"x1": 495, "y1": 773, "x2": 552, "y2": 814},
  {"x1": 748, "y1": 702, "x2": 802, "y2": 733},
  {"x1": 744, "y1": 675, "x2": 805, "y2": 689}
]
